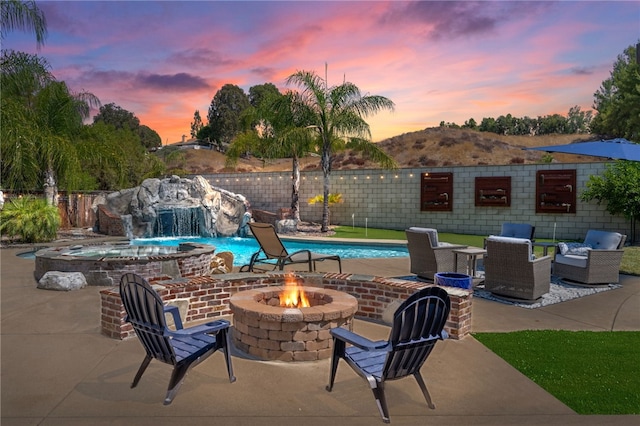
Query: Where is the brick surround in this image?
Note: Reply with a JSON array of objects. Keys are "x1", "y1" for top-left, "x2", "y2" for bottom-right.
[{"x1": 99, "y1": 272, "x2": 472, "y2": 341}]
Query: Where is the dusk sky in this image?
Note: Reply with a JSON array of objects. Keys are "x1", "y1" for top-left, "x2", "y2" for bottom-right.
[{"x1": 4, "y1": 1, "x2": 639, "y2": 144}]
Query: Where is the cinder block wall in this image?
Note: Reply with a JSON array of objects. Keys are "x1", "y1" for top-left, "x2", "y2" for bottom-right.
[{"x1": 202, "y1": 162, "x2": 630, "y2": 241}]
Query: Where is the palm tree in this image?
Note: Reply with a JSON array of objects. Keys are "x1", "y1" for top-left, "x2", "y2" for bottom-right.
[
  {"x1": 1, "y1": 0, "x2": 48, "y2": 48},
  {"x1": 285, "y1": 66, "x2": 397, "y2": 232},
  {"x1": 226, "y1": 91, "x2": 315, "y2": 222},
  {"x1": 1, "y1": 50, "x2": 100, "y2": 204}
]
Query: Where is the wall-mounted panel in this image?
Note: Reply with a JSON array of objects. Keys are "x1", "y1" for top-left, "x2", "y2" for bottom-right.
[
  {"x1": 475, "y1": 176, "x2": 511, "y2": 207},
  {"x1": 536, "y1": 169, "x2": 576, "y2": 213},
  {"x1": 421, "y1": 172, "x2": 453, "y2": 211}
]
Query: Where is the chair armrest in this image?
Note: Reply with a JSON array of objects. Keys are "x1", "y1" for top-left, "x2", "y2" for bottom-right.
[
  {"x1": 330, "y1": 327, "x2": 391, "y2": 351},
  {"x1": 168, "y1": 319, "x2": 230, "y2": 338},
  {"x1": 433, "y1": 244, "x2": 467, "y2": 251},
  {"x1": 531, "y1": 255, "x2": 552, "y2": 264},
  {"x1": 164, "y1": 305, "x2": 183, "y2": 330}
]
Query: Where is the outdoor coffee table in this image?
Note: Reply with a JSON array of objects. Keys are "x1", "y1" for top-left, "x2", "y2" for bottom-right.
[{"x1": 452, "y1": 247, "x2": 487, "y2": 279}]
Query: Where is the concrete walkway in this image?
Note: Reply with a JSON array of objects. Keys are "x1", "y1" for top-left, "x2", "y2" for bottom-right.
[{"x1": 1, "y1": 247, "x2": 639, "y2": 425}]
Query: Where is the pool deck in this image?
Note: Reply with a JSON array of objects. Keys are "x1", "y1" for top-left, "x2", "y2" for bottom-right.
[{"x1": 1, "y1": 239, "x2": 639, "y2": 425}]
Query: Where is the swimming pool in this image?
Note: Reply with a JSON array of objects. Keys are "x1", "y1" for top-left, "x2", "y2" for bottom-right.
[{"x1": 132, "y1": 236, "x2": 408, "y2": 266}]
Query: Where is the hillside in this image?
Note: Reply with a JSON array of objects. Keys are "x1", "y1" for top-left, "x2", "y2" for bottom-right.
[{"x1": 167, "y1": 127, "x2": 600, "y2": 175}]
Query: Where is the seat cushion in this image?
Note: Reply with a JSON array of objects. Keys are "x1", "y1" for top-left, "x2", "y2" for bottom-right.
[
  {"x1": 408, "y1": 227, "x2": 439, "y2": 246},
  {"x1": 554, "y1": 253, "x2": 588, "y2": 268},
  {"x1": 583, "y1": 230, "x2": 623, "y2": 250}
]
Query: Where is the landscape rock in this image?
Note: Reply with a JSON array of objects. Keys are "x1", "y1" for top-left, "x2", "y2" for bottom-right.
[
  {"x1": 38, "y1": 271, "x2": 87, "y2": 291},
  {"x1": 99, "y1": 175, "x2": 251, "y2": 238}
]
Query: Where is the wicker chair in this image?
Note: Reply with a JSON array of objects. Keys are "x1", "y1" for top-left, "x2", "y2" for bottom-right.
[
  {"x1": 484, "y1": 236, "x2": 551, "y2": 301},
  {"x1": 553, "y1": 230, "x2": 626, "y2": 285},
  {"x1": 405, "y1": 227, "x2": 467, "y2": 281}
]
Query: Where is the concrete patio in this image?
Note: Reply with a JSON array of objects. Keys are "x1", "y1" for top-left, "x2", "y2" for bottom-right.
[{"x1": 1, "y1": 245, "x2": 639, "y2": 425}]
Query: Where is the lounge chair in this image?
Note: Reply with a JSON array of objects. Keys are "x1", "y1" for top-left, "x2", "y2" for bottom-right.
[
  {"x1": 405, "y1": 227, "x2": 467, "y2": 281},
  {"x1": 484, "y1": 236, "x2": 551, "y2": 301},
  {"x1": 553, "y1": 230, "x2": 626, "y2": 285},
  {"x1": 326, "y1": 286, "x2": 451, "y2": 423},
  {"x1": 241, "y1": 222, "x2": 342, "y2": 273},
  {"x1": 119, "y1": 273, "x2": 235, "y2": 404},
  {"x1": 499, "y1": 222, "x2": 536, "y2": 240}
]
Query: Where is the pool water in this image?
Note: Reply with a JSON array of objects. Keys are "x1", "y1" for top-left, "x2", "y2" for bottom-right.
[{"x1": 133, "y1": 236, "x2": 408, "y2": 266}]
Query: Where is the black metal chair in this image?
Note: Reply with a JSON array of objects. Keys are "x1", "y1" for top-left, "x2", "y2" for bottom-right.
[
  {"x1": 119, "y1": 273, "x2": 236, "y2": 405},
  {"x1": 326, "y1": 286, "x2": 451, "y2": 423},
  {"x1": 241, "y1": 222, "x2": 341, "y2": 273}
]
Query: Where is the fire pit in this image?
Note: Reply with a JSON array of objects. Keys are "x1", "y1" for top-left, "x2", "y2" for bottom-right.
[{"x1": 229, "y1": 275, "x2": 358, "y2": 362}]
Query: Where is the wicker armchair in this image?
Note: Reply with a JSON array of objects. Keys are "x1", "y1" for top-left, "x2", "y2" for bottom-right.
[
  {"x1": 554, "y1": 230, "x2": 626, "y2": 285},
  {"x1": 405, "y1": 227, "x2": 467, "y2": 281},
  {"x1": 484, "y1": 236, "x2": 551, "y2": 301}
]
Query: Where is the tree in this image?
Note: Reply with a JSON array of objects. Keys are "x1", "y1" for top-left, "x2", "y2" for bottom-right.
[
  {"x1": 566, "y1": 105, "x2": 592, "y2": 134},
  {"x1": 1, "y1": 0, "x2": 47, "y2": 48},
  {"x1": 591, "y1": 42, "x2": 640, "y2": 140},
  {"x1": 1, "y1": 50, "x2": 100, "y2": 203},
  {"x1": 138, "y1": 125, "x2": 161, "y2": 150},
  {"x1": 581, "y1": 160, "x2": 640, "y2": 242},
  {"x1": 226, "y1": 89, "x2": 314, "y2": 221},
  {"x1": 93, "y1": 103, "x2": 140, "y2": 131},
  {"x1": 207, "y1": 84, "x2": 251, "y2": 152},
  {"x1": 285, "y1": 66, "x2": 397, "y2": 232},
  {"x1": 190, "y1": 109, "x2": 203, "y2": 138}
]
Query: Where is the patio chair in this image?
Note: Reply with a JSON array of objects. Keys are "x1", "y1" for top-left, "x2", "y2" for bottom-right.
[
  {"x1": 326, "y1": 286, "x2": 451, "y2": 423},
  {"x1": 119, "y1": 273, "x2": 236, "y2": 405},
  {"x1": 484, "y1": 236, "x2": 551, "y2": 301},
  {"x1": 499, "y1": 222, "x2": 536, "y2": 240},
  {"x1": 553, "y1": 230, "x2": 626, "y2": 285},
  {"x1": 405, "y1": 227, "x2": 467, "y2": 281},
  {"x1": 241, "y1": 222, "x2": 342, "y2": 273}
]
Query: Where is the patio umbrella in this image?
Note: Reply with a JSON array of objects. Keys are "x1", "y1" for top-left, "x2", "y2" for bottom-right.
[{"x1": 526, "y1": 138, "x2": 640, "y2": 161}]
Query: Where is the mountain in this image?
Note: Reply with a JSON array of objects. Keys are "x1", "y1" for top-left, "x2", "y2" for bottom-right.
[{"x1": 168, "y1": 127, "x2": 599, "y2": 175}]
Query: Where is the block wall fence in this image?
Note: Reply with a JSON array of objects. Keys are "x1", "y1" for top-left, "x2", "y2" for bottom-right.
[{"x1": 201, "y1": 161, "x2": 632, "y2": 241}]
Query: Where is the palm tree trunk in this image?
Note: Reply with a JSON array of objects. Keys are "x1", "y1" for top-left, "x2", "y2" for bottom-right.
[
  {"x1": 290, "y1": 155, "x2": 301, "y2": 222},
  {"x1": 43, "y1": 168, "x2": 58, "y2": 206},
  {"x1": 321, "y1": 147, "x2": 331, "y2": 232}
]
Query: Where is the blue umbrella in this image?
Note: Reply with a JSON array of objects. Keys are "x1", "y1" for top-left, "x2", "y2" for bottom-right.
[{"x1": 526, "y1": 138, "x2": 640, "y2": 161}]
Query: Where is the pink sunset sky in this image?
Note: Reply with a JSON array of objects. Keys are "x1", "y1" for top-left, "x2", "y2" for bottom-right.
[{"x1": 4, "y1": 1, "x2": 639, "y2": 144}]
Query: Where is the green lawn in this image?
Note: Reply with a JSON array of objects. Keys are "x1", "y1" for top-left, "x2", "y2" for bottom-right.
[
  {"x1": 473, "y1": 330, "x2": 640, "y2": 415},
  {"x1": 331, "y1": 226, "x2": 640, "y2": 276}
]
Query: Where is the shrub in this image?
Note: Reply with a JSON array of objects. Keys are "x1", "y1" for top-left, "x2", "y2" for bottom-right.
[{"x1": 0, "y1": 196, "x2": 60, "y2": 243}]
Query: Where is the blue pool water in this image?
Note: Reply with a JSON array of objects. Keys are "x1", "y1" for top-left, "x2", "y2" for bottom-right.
[{"x1": 133, "y1": 236, "x2": 408, "y2": 266}]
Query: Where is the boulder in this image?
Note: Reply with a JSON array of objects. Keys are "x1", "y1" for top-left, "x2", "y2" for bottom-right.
[
  {"x1": 38, "y1": 271, "x2": 87, "y2": 291},
  {"x1": 98, "y1": 175, "x2": 251, "y2": 238},
  {"x1": 276, "y1": 219, "x2": 298, "y2": 234}
]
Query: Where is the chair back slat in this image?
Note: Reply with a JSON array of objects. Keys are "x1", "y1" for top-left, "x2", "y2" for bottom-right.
[
  {"x1": 249, "y1": 222, "x2": 289, "y2": 259},
  {"x1": 384, "y1": 287, "x2": 450, "y2": 380},
  {"x1": 120, "y1": 273, "x2": 176, "y2": 365}
]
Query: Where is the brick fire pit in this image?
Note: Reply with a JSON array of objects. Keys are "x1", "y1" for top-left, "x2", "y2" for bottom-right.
[{"x1": 229, "y1": 283, "x2": 358, "y2": 362}]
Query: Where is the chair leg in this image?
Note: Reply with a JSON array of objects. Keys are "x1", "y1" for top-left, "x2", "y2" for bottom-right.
[
  {"x1": 164, "y1": 363, "x2": 190, "y2": 405},
  {"x1": 220, "y1": 329, "x2": 236, "y2": 383},
  {"x1": 414, "y1": 371, "x2": 435, "y2": 409},
  {"x1": 131, "y1": 355, "x2": 152, "y2": 388},
  {"x1": 326, "y1": 338, "x2": 344, "y2": 392},
  {"x1": 367, "y1": 377, "x2": 390, "y2": 423}
]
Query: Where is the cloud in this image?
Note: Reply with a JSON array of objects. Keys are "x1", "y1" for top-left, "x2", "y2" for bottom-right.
[
  {"x1": 381, "y1": 0, "x2": 551, "y2": 41},
  {"x1": 134, "y1": 73, "x2": 210, "y2": 92},
  {"x1": 569, "y1": 66, "x2": 595, "y2": 76}
]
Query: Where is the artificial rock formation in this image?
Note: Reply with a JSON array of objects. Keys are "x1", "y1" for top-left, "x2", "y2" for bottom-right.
[{"x1": 97, "y1": 175, "x2": 251, "y2": 238}]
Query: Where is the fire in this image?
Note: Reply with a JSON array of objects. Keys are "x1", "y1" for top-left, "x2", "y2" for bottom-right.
[{"x1": 279, "y1": 275, "x2": 310, "y2": 308}]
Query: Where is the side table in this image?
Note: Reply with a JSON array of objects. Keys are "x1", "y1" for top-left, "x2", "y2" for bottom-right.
[
  {"x1": 452, "y1": 247, "x2": 487, "y2": 279},
  {"x1": 532, "y1": 242, "x2": 556, "y2": 257}
]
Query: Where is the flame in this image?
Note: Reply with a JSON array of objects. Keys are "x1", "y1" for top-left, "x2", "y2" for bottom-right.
[{"x1": 279, "y1": 275, "x2": 310, "y2": 308}]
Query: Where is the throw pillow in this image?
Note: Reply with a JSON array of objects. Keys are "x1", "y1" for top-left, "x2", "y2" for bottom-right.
[{"x1": 558, "y1": 242, "x2": 592, "y2": 256}]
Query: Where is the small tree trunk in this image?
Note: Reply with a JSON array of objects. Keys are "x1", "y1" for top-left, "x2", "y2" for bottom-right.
[
  {"x1": 43, "y1": 168, "x2": 58, "y2": 207},
  {"x1": 321, "y1": 147, "x2": 331, "y2": 232}
]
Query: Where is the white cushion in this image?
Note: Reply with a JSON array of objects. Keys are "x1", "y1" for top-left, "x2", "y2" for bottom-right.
[
  {"x1": 408, "y1": 227, "x2": 439, "y2": 246},
  {"x1": 486, "y1": 236, "x2": 533, "y2": 259},
  {"x1": 554, "y1": 253, "x2": 588, "y2": 268}
]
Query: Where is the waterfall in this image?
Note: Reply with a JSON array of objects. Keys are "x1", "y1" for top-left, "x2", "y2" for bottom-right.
[{"x1": 153, "y1": 207, "x2": 204, "y2": 237}]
